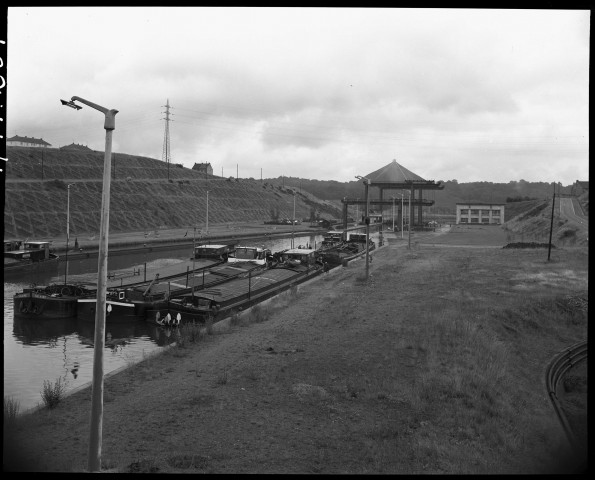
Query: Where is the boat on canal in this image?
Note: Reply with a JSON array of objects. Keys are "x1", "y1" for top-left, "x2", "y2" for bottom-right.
[
  {"x1": 318, "y1": 231, "x2": 346, "y2": 251},
  {"x1": 319, "y1": 232, "x2": 375, "y2": 266},
  {"x1": 4, "y1": 240, "x2": 60, "y2": 277},
  {"x1": 13, "y1": 282, "x2": 98, "y2": 319},
  {"x1": 227, "y1": 245, "x2": 274, "y2": 266},
  {"x1": 146, "y1": 248, "x2": 323, "y2": 326},
  {"x1": 76, "y1": 246, "x2": 269, "y2": 323},
  {"x1": 193, "y1": 243, "x2": 235, "y2": 261}
]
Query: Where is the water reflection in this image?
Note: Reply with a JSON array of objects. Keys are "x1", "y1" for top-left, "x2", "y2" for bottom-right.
[
  {"x1": 4, "y1": 233, "x2": 325, "y2": 413},
  {"x1": 12, "y1": 316, "x2": 78, "y2": 345},
  {"x1": 75, "y1": 319, "x2": 152, "y2": 350}
]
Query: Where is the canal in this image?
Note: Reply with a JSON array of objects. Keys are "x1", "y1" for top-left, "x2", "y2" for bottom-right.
[{"x1": 4, "y1": 234, "x2": 326, "y2": 414}]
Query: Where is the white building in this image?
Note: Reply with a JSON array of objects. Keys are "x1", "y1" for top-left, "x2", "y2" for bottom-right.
[
  {"x1": 456, "y1": 203, "x2": 505, "y2": 225},
  {"x1": 6, "y1": 135, "x2": 52, "y2": 148}
]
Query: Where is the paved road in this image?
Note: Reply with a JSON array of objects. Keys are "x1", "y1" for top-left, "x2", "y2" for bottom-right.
[{"x1": 559, "y1": 197, "x2": 588, "y2": 229}]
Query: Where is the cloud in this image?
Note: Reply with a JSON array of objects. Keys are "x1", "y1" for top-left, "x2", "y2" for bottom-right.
[{"x1": 6, "y1": 7, "x2": 590, "y2": 185}]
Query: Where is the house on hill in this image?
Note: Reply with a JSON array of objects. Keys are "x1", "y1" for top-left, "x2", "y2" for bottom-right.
[
  {"x1": 6, "y1": 135, "x2": 52, "y2": 148},
  {"x1": 456, "y1": 203, "x2": 505, "y2": 225},
  {"x1": 59, "y1": 143, "x2": 95, "y2": 152},
  {"x1": 192, "y1": 162, "x2": 213, "y2": 176}
]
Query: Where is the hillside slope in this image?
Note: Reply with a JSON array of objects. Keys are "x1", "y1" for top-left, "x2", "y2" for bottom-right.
[
  {"x1": 502, "y1": 199, "x2": 588, "y2": 247},
  {"x1": 3, "y1": 147, "x2": 343, "y2": 239}
]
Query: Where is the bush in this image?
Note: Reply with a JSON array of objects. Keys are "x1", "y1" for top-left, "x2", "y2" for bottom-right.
[
  {"x1": 4, "y1": 396, "x2": 20, "y2": 425},
  {"x1": 40, "y1": 378, "x2": 66, "y2": 409}
]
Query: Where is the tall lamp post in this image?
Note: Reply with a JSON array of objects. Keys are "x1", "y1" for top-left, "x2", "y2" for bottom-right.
[
  {"x1": 390, "y1": 196, "x2": 396, "y2": 232},
  {"x1": 407, "y1": 190, "x2": 412, "y2": 249},
  {"x1": 292, "y1": 190, "x2": 296, "y2": 248},
  {"x1": 547, "y1": 182, "x2": 556, "y2": 261},
  {"x1": 64, "y1": 183, "x2": 75, "y2": 285},
  {"x1": 400, "y1": 193, "x2": 404, "y2": 239},
  {"x1": 356, "y1": 175, "x2": 371, "y2": 278},
  {"x1": 61, "y1": 96, "x2": 118, "y2": 473}
]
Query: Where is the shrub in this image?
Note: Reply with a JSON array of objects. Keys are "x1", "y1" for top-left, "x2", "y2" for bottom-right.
[
  {"x1": 40, "y1": 377, "x2": 66, "y2": 409},
  {"x1": 4, "y1": 396, "x2": 20, "y2": 425},
  {"x1": 205, "y1": 317, "x2": 214, "y2": 335},
  {"x1": 178, "y1": 321, "x2": 203, "y2": 344}
]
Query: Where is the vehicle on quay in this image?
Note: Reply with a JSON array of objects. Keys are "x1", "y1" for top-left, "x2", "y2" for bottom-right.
[{"x1": 146, "y1": 248, "x2": 323, "y2": 327}]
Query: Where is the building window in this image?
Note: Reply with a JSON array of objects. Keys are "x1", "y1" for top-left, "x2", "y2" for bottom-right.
[
  {"x1": 470, "y1": 218, "x2": 479, "y2": 223},
  {"x1": 481, "y1": 209, "x2": 490, "y2": 215},
  {"x1": 481, "y1": 218, "x2": 490, "y2": 223},
  {"x1": 470, "y1": 209, "x2": 479, "y2": 215},
  {"x1": 460, "y1": 218, "x2": 468, "y2": 223},
  {"x1": 492, "y1": 210, "x2": 500, "y2": 216},
  {"x1": 460, "y1": 209, "x2": 468, "y2": 214}
]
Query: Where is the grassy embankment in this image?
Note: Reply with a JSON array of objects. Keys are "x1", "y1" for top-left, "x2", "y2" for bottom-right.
[
  {"x1": 4, "y1": 147, "x2": 342, "y2": 240},
  {"x1": 3, "y1": 229, "x2": 588, "y2": 473}
]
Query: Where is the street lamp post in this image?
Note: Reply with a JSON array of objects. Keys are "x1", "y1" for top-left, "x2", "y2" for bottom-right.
[
  {"x1": 548, "y1": 182, "x2": 556, "y2": 261},
  {"x1": 391, "y1": 196, "x2": 395, "y2": 232},
  {"x1": 400, "y1": 193, "x2": 404, "y2": 239},
  {"x1": 356, "y1": 176, "x2": 371, "y2": 278},
  {"x1": 292, "y1": 190, "x2": 296, "y2": 248},
  {"x1": 61, "y1": 96, "x2": 118, "y2": 473},
  {"x1": 64, "y1": 183, "x2": 75, "y2": 285},
  {"x1": 407, "y1": 190, "x2": 412, "y2": 249}
]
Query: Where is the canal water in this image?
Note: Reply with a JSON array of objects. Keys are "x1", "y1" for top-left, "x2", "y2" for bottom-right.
[{"x1": 4, "y1": 234, "x2": 324, "y2": 414}]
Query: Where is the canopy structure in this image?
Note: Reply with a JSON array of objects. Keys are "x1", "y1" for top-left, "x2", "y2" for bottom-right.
[{"x1": 343, "y1": 159, "x2": 445, "y2": 230}]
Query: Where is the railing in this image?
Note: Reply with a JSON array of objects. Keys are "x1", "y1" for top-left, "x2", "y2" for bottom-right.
[{"x1": 545, "y1": 340, "x2": 587, "y2": 450}]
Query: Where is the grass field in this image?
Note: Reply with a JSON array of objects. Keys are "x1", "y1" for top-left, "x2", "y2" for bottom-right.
[{"x1": 3, "y1": 227, "x2": 588, "y2": 473}]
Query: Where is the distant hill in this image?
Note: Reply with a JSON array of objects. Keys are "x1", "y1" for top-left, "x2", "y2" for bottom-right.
[
  {"x1": 3, "y1": 147, "x2": 343, "y2": 239},
  {"x1": 4, "y1": 146, "x2": 587, "y2": 241},
  {"x1": 266, "y1": 177, "x2": 575, "y2": 215}
]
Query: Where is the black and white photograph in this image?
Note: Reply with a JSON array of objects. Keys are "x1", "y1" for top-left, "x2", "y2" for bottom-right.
[{"x1": 3, "y1": 6, "x2": 588, "y2": 473}]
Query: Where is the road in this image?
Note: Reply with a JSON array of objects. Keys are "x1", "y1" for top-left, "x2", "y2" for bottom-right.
[{"x1": 559, "y1": 197, "x2": 588, "y2": 230}]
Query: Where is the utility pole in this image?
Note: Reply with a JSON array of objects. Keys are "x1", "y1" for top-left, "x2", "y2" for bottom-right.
[
  {"x1": 356, "y1": 176, "x2": 371, "y2": 278},
  {"x1": 408, "y1": 187, "x2": 412, "y2": 249},
  {"x1": 162, "y1": 99, "x2": 173, "y2": 181},
  {"x1": 548, "y1": 182, "x2": 556, "y2": 261}
]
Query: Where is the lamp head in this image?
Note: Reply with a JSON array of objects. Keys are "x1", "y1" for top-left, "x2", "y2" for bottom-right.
[{"x1": 60, "y1": 99, "x2": 82, "y2": 110}]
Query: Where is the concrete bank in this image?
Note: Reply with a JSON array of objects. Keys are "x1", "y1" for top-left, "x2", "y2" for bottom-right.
[{"x1": 52, "y1": 225, "x2": 328, "y2": 260}]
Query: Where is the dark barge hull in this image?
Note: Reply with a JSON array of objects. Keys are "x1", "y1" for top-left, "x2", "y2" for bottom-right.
[
  {"x1": 146, "y1": 264, "x2": 322, "y2": 326},
  {"x1": 13, "y1": 285, "x2": 96, "y2": 319}
]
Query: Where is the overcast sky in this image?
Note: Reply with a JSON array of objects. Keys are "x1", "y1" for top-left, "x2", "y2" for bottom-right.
[{"x1": 6, "y1": 7, "x2": 590, "y2": 185}]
